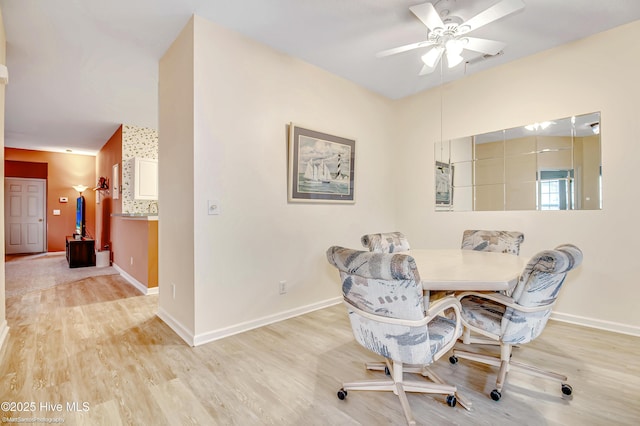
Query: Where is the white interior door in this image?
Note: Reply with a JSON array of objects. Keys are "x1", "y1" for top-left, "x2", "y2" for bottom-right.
[{"x1": 4, "y1": 178, "x2": 46, "y2": 254}]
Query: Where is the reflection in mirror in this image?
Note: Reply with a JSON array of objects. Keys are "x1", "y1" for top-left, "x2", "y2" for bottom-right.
[{"x1": 435, "y1": 112, "x2": 601, "y2": 211}]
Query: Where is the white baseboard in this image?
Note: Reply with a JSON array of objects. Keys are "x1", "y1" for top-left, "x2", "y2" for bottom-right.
[
  {"x1": 192, "y1": 296, "x2": 342, "y2": 347},
  {"x1": 0, "y1": 320, "x2": 9, "y2": 352},
  {"x1": 157, "y1": 307, "x2": 195, "y2": 346},
  {"x1": 551, "y1": 311, "x2": 640, "y2": 337},
  {"x1": 157, "y1": 297, "x2": 342, "y2": 347},
  {"x1": 112, "y1": 263, "x2": 158, "y2": 295}
]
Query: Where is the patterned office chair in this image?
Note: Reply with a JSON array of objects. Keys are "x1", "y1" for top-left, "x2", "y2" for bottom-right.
[
  {"x1": 449, "y1": 244, "x2": 583, "y2": 401},
  {"x1": 361, "y1": 231, "x2": 411, "y2": 253},
  {"x1": 460, "y1": 230, "x2": 524, "y2": 255},
  {"x1": 326, "y1": 246, "x2": 465, "y2": 425}
]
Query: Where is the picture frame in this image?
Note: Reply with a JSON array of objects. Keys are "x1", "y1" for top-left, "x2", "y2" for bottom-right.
[
  {"x1": 288, "y1": 124, "x2": 355, "y2": 203},
  {"x1": 435, "y1": 161, "x2": 453, "y2": 206}
]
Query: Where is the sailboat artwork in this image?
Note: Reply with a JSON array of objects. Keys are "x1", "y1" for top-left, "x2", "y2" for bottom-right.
[
  {"x1": 298, "y1": 145, "x2": 351, "y2": 195},
  {"x1": 303, "y1": 155, "x2": 349, "y2": 185},
  {"x1": 289, "y1": 124, "x2": 355, "y2": 203}
]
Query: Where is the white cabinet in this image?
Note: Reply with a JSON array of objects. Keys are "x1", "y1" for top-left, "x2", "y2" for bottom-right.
[{"x1": 133, "y1": 158, "x2": 158, "y2": 200}]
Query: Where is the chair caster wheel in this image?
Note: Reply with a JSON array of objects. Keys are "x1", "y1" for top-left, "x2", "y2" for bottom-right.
[
  {"x1": 449, "y1": 355, "x2": 458, "y2": 364},
  {"x1": 490, "y1": 389, "x2": 502, "y2": 401},
  {"x1": 446, "y1": 395, "x2": 457, "y2": 407},
  {"x1": 384, "y1": 366, "x2": 391, "y2": 376},
  {"x1": 337, "y1": 389, "x2": 347, "y2": 400},
  {"x1": 561, "y1": 383, "x2": 573, "y2": 396}
]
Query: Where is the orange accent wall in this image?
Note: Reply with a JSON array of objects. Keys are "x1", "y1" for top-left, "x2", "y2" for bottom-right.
[
  {"x1": 5, "y1": 160, "x2": 47, "y2": 178},
  {"x1": 148, "y1": 220, "x2": 158, "y2": 288},
  {"x1": 111, "y1": 217, "x2": 158, "y2": 288},
  {"x1": 97, "y1": 126, "x2": 157, "y2": 288},
  {"x1": 95, "y1": 125, "x2": 123, "y2": 251},
  {"x1": 4, "y1": 148, "x2": 96, "y2": 252}
]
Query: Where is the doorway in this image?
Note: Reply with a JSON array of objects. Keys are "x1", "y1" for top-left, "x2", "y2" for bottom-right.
[{"x1": 4, "y1": 178, "x2": 47, "y2": 254}]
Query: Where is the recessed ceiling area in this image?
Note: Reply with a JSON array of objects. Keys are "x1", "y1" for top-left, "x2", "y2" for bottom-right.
[{"x1": 2, "y1": 0, "x2": 640, "y2": 154}]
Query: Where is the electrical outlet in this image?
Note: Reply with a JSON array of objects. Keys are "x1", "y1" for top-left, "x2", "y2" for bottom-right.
[
  {"x1": 171, "y1": 283, "x2": 176, "y2": 299},
  {"x1": 279, "y1": 280, "x2": 287, "y2": 295},
  {"x1": 130, "y1": 256, "x2": 134, "y2": 266}
]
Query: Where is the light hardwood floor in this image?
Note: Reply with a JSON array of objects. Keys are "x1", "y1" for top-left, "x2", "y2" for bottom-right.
[{"x1": 1, "y1": 273, "x2": 639, "y2": 425}]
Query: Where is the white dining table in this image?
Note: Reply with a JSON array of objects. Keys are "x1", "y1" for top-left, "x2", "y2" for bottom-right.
[{"x1": 403, "y1": 249, "x2": 528, "y2": 292}]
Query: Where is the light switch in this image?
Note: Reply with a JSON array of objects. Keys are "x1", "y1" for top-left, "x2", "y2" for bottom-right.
[
  {"x1": 208, "y1": 199, "x2": 220, "y2": 215},
  {"x1": 53, "y1": 209, "x2": 61, "y2": 216}
]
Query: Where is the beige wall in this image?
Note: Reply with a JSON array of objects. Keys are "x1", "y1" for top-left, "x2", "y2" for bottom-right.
[
  {"x1": 159, "y1": 15, "x2": 397, "y2": 344},
  {"x1": 159, "y1": 16, "x2": 640, "y2": 344},
  {"x1": 0, "y1": 5, "x2": 7, "y2": 349},
  {"x1": 395, "y1": 20, "x2": 640, "y2": 335},
  {"x1": 158, "y1": 17, "x2": 196, "y2": 336}
]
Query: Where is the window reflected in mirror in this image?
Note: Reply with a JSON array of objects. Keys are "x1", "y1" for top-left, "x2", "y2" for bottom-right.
[{"x1": 435, "y1": 112, "x2": 601, "y2": 211}]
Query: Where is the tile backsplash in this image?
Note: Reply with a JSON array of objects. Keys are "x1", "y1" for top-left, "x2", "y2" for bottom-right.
[{"x1": 122, "y1": 124, "x2": 159, "y2": 214}]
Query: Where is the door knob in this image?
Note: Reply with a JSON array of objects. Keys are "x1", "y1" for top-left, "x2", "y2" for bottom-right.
[{"x1": 38, "y1": 218, "x2": 43, "y2": 222}]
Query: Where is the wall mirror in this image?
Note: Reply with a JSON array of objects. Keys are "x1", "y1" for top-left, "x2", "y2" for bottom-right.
[{"x1": 435, "y1": 112, "x2": 601, "y2": 211}]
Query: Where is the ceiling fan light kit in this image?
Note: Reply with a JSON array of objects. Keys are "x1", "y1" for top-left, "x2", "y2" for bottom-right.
[
  {"x1": 445, "y1": 39, "x2": 466, "y2": 67},
  {"x1": 422, "y1": 46, "x2": 443, "y2": 67},
  {"x1": 379, "y1": 0, "x2": 525, "y2": 75}
]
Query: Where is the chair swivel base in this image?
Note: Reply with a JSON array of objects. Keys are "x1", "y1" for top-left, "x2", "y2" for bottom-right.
[
  {"x1": 337, "y1": 359, "x2": 458, "y2": 425},
  {"x1": 450, "y1": 349, "x2": 573, "y2": 401},
  {"x1": 365, "y1": 361, "x2": 472, "y2": 410}
]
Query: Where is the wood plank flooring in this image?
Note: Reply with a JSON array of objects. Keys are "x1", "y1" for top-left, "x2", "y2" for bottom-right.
[{"x1": 1, "y1": 273, "x2": 639, "y2": 425}]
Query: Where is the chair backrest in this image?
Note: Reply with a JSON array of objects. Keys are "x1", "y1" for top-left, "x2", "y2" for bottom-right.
[
  {"x1": 461, "y1": 230, "x2": 525, "y2": 255},
  {"x1": 326, "y1": 246, "x2": 439, "y2": 365},
  {"x1": 501, "y1": 244, "x2": 583, "y2": 343},
  {"x1": 360, "y1": 231, "x2": 411, "y2": 253}
]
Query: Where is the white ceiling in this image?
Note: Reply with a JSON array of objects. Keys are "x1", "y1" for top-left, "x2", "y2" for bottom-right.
[{"x1": 2, "y1": 0, "x2": 640, "y2": 155}]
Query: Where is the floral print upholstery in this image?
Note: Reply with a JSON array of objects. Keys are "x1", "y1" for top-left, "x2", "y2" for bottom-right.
[
  {"x1": 460, "y1": 244, "x2": 583, "y2": 344},
  {"x1": 326, "y1": 246, "x2": 460, "y2": 365},
  {"x1": 360, "y1": 232, "x2": 411, "y2": 253},
  {"x1": 461, "y1": 230, "x2": 525, "y2": 255}
]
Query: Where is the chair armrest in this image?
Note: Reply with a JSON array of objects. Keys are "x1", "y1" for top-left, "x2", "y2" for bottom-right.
[
  {"x1": 456, "y1": 291, "x2": 556, "y2": 313},
  {"x1": 343, "y1": 296, "x2": 461, "y2": 328},
  {"x1": 426, "y1": 295, "x2": 463, "y2": 352},
  {"x1": 425, "y1": 295, "x2": 462, "y2": 322}
]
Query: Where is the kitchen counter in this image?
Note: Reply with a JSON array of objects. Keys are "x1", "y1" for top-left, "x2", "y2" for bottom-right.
[{"x1": 111, "y1": 213, "x2": 158, "y2": 221}]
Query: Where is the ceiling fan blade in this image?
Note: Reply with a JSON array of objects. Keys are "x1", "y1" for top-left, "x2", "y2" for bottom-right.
[
  {"x1": 463, "y1": 37, "x2": 506, "y2": 55},
  {"x1": 376, "y1": 40, "x2": 436, "y2": 57},
  {"x1": 419, "y1": 63, "x2": 438, "y2": 75},
  {"x1": 409, "y1": 2, "x2": 445, "y2": 32},
  {"x1": 459, "y1": 0, "x2": 525, "y2": 34}
]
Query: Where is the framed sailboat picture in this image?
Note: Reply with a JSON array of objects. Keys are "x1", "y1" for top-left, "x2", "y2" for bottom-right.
[{"x1": 288, "y1": 124, "x2": 355, "y2": 203}]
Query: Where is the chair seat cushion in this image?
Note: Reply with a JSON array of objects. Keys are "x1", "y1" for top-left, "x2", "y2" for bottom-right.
[
  {"x1": 348, "y1": 311, "x2": 459, "y2": 365},
  {"x1": 428, "y1": 315, "x2": 460, "y2": 355},
  {"x1": 460, "y1": 295, "x2": 505, "y2": 337}
]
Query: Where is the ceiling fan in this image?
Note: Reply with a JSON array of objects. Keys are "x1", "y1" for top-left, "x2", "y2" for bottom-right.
[{"x1": 377, "y1": 0, "x2": 525, "y2": 75}]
